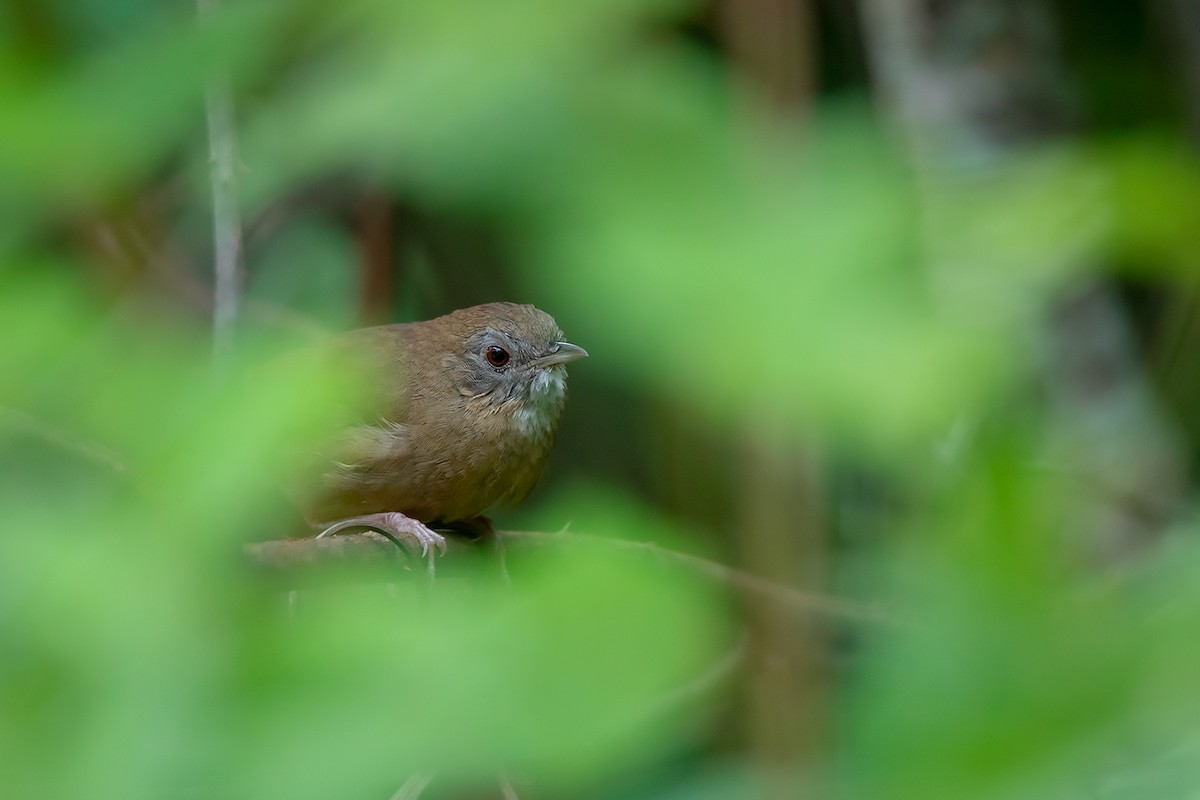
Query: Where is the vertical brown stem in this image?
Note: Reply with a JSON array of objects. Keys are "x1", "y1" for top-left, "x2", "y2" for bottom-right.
[
  {"x1": 718, "y1": 2, "x2": 827, "y2": 793},
  {"x1": 720, "y1": 0, "x2": 817, "y2": 110},
  {"x1": 737, "y1": 418, "x2": 828, "y2": 798},
  {"x1": 357, "y1": 189, "x2": 395, "y2": 326}
]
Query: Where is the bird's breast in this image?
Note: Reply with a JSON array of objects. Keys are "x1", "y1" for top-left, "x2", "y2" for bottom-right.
[
  {"x1": 510, "y1": 367, "x2": 568, "y2": 441},
  {"x1": 428, "y1": 385, "x2": 563, "y2": 520}
]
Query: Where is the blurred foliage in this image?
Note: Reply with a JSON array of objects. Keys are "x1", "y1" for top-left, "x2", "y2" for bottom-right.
[
  {"x1": 0, "y1": 270, "x2": 726, "y2": 798},
  {"x1": 5, "y1": 0, "x2": 1200, "y2": 798}
]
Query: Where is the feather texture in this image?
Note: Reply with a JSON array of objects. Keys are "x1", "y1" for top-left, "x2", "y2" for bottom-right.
[{"x1": 305, "y1": 303, "x2": 579, "y2": 524}]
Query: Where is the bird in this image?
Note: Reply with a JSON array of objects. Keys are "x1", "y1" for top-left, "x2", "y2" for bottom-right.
[{"x1": 303, "y1": 302, "x2": 587, "y2": 568}]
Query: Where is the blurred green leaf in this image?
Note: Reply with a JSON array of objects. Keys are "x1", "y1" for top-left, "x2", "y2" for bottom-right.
[
  {"x1": 519, "y1": 82, "x2": 1014, "y2": 447},
  {"x1": 0, "y1": 1, "x2": 281, "y2": 245},
  {"x1": 1097, "y1": 135, "x2": 1200, "y2": 273},
  {"x1": 5, "y1": 2, "x2": 1200, "y2": 798},
  {"x1": 0, "y1": 269, "x2": 728, "y2": 799}
]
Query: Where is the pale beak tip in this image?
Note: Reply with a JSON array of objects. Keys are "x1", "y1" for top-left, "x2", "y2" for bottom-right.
[
  {"x1": 556, "y1": 341, "x2": 588, "y2": 362},
  {"x1": 539, "y1": 341, "x2": 588, "y2": 366}
]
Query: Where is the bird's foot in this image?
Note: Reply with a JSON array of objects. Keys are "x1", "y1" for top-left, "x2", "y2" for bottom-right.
[{"x1": 316, "y1": 512, "x2": 447, "y2": 576}]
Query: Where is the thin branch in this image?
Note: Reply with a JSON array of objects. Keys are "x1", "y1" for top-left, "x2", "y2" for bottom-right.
[
  {"x1": 245, "y1": 530, "x2": 891, "y2": 625},
  {"x1": 198, "y1": 0, "x2": 243, "y2": 360},
  {"x1": 644, "y1": 629, "x2": 750, "y2": 718},
  {"x1": 388, "y1": 772, "x2": 435, "y2": 800},
  {"x1": 0, "y1": 406, "x2": 127, "y2": 474}
]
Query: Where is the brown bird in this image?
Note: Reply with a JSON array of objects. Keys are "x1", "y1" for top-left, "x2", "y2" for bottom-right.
[{"x1": 306, "y1": 302, "x2": 587, "y2": 566}]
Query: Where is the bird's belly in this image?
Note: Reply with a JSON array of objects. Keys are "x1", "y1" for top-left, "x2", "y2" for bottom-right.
[{"x1": 412, "y1": 429, "x2": 548, "y2": 522}]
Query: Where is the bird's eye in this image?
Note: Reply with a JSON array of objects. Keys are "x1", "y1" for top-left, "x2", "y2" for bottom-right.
[{"x1": 485, "y1": 345, "x2": 511, "y2": 368}]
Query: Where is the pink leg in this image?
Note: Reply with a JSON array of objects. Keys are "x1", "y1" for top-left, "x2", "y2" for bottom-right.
[{"x1": 316, "y1": 511, "x2": 447, "y2": 575}]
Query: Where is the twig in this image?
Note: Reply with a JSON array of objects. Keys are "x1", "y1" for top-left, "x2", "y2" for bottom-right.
[
  {"x1": 513, "y1": 531, "x2": 887, "y2": 623},
  {"x1": 644, "y1": 629, "x2": 750, "y2": 718},
  {"x1": 245, "y1": 530, "x2": 891, "y2": 625},
  {"x1": 497, "y1": 772, "x2": 521, "y2": 800},
  {"x1": 388, "y1": 772, "x2": 435, "y2": 800},
  {"x1": 198, "y1": 0, "x2": 243, "y2": 361},
  {"x1": 0, "y1": 406, "x2": 127, "y2": 474},
  {"x1": 247, "y1": 530, "x2": 472, "y2": 572}
]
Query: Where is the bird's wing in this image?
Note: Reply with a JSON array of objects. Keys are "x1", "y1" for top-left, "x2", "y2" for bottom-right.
[
  {"x1": 329, "y1": 323, "x2": 415, "y2": 427},
  {"x1": 326, "y1": 417, "x2": 412, "y2": 477}
]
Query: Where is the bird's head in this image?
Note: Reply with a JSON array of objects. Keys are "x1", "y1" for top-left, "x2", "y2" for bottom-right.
[{"x1": 447, "y1": 303, "x2": 587, "y2": 429}]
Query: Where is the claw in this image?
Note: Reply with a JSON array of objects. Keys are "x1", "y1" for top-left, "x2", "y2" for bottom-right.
[{"x1": 316, "y1": 511, "x2": 446, "y2": 577}]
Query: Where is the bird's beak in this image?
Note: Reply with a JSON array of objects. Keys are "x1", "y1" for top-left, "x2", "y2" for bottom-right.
[{"x1": 533, "y1": 341, "x2": 589, "y2": 368}]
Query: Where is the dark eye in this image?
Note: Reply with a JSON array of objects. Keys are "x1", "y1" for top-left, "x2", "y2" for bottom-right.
[{"x1": 485, "y1": 345, "x2": 510, "y2": 368}]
